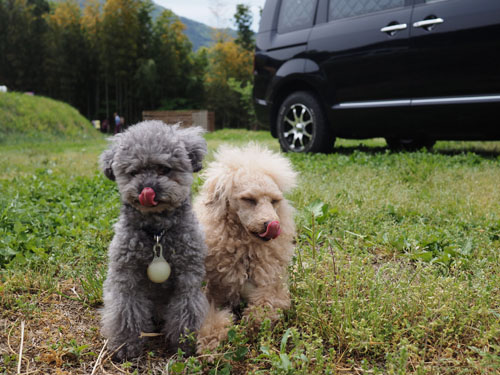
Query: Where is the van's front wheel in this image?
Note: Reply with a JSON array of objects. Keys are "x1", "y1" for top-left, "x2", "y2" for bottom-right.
[{"x1": 277, "y1": 91, "x2": 335, "y2": 153}]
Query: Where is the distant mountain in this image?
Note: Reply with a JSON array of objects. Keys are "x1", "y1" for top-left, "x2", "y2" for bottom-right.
[
  {"x1": 148, "y1": 2, "x2": 237, "y2": 50},
  {"x1": 179, "y1": 16, "x2": 215, "y2": 51},
  {"x1": 71, "y1": 0, "x2": 236, "y2": 51},
  {"x1": 178, "y1": 16, "x2": 237, "y2": 51}
]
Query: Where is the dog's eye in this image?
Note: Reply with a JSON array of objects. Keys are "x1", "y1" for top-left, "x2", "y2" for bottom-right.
[
  {"x1": 129, "y1": 171, "x2": 138, "y2": 177},
  {"x1": 241, "y1": 197, "x2": 256, "y2": 205},
  {"x1": 272, "y1": 199, "x2": 281, "y2": 205},
  {"x1": 157, "y1": 166, "x2": 171, "y2": 175}
]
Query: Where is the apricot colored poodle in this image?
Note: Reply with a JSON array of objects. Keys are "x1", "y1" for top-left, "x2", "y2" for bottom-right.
[{"x1": 194, "y1": 144, "x2": 297, "y2": 353}]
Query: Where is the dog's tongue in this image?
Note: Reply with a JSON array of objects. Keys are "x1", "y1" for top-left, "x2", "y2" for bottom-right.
[
  {"x1": 259, "y1": 220, "x2": 281, "y2": 240},
  {"x1": 139, "y1": 187, "x2": 158, "y2": 207}
]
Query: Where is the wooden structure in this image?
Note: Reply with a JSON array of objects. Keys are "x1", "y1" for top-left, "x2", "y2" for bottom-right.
[{"x1": 142, "y1": 110, "x2": 215, "y2": 132}]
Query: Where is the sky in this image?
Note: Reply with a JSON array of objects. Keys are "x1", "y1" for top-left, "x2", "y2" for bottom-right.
[{"x1": 154, "y1": 0, "x2": 266, "y2": 31}]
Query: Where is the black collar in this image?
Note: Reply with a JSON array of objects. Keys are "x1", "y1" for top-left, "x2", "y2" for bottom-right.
[{"x1": 141, "y1": 226, "x2": 166, "y2": 241}]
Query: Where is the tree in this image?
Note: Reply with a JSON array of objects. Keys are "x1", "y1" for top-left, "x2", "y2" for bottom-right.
[
  {"x1": 206, "y1": 31, "x2": 253, "y2": 85},
  {"x1": 152, "y1": 9, "x2": 203, "y2": 110},
  {"x1": 204, "y1": 31, "x2": 253, "y2": 128},
  {"x1": 134, "y1": 58, "x2": 158, "y2": 110},
  {"x1": 136, "y1": 0, "x2": 154, "y2": 60},
  {"x1": 0, "y1": 0, "x2": 49, "y2": 92},
  {"x1": 233, "y1": 3, "x2": 254, "y2": 52},
  {"x1": 101, "y1": 0, "x2": 141, "y2": 121},
  {"x1": 81, "y1": 0, "x2": 103, "y2": 120},
  {"x1": 43, "y1": 0, "x2": 87, "y2": 110},
  {"x1": 0, "y1": 0, "x2": 9, "y2": 84},
  {"x1": 131, "y1": 0, "x2": 155, "y2": 115}
]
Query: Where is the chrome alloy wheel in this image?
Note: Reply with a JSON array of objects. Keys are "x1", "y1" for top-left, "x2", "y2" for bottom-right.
[{"x1": 282, "y1": 103, "x2": 313, "y2": 152}]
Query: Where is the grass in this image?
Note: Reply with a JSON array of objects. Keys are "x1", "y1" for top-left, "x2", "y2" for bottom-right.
[{"x1": 0, "y1": 130, "x2": 499, "y2": 374}]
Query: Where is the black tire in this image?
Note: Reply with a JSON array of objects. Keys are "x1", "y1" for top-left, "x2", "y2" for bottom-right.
[
  {"x1": 276, "y1": 91, "x2": 335, "y2": 153},
  {"x1": 385, "y1": 137, "x2": 436, "y2": 151}
]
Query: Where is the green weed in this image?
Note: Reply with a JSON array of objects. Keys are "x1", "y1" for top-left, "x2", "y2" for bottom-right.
[{"x1": 1, "y1": 131, "x2": 499, "y2": 374}]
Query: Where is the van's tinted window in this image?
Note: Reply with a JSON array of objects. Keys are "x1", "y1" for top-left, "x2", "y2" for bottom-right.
[
  {"x1": 329, "y1": 0, "x2": 405, "y2": 21},
  {"x1": 278, "y1": 0, "x2": 316, "y2": 33}
]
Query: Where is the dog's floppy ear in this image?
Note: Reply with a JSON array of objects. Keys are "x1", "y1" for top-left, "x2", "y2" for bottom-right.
[
  {"x1": 198, "y1": 160, "x2": 233, "y2": 219},
  {"x1": 203, "y1": 171, "x2": 232, "y2": 206},
  {"x1": 99, "y1": 139, "x2": 118, "y2": 181},
  {"x1": 100, "y1": 149, "x2": 115, "y2": 181},
  {"x1": 181, "y1": 126, "x2": 207, "y2": 172}
]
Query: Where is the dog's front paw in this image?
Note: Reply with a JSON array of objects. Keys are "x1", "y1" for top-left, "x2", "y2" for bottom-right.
[
  {"x1": 196, "y1": 305, "x2": 233, "y2": 355},
  {"x1": 197, "y1": 332, "x2": 224, "y2": 354},
  {"x1": 109, "y1": 341, "x2": 143, "y2": 362}
]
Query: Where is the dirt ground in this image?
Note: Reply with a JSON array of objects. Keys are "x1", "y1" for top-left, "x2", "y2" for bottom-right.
[{"x1": 0, "y1": 280, "x2": 195, "y2": 375}]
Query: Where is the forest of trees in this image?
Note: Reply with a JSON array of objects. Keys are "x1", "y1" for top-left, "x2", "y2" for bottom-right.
[{"x1": 0, "y1": 0, "x2": 257, "y2": 129}]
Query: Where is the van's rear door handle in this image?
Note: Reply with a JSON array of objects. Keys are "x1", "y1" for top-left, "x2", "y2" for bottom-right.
[
  {"x1": 380, "y1": 23, "x2": 407, "y2": 33},
  {"x1": 413, "y1": 18, "x2": 444, "y2": 28}
]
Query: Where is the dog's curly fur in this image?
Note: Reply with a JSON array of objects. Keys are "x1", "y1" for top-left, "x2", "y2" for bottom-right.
[
  {"x1": 99, "y1": 121, "x2": 209, "y2": 361},
  {"x1": 194, "y1": 144, "x2": 297, "y2": 353}
]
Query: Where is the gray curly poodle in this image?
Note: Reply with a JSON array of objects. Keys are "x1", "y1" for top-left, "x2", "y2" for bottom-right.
[{"x1": 99, "y1": 121, "x2": 209, "y2": 361}]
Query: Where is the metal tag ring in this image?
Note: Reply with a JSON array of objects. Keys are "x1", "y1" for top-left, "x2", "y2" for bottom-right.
[{"x1": 153, "y1": 243, "x2": 163, "y2": 257}]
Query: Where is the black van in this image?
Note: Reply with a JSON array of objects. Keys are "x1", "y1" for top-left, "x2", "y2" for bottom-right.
[{"x1": 253, "y1": 0, "x2": 500, "y2": 152}]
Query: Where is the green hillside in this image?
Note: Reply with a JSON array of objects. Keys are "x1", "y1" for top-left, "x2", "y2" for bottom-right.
[{"x1": 0, "y1": 92, "x2": 100, "y2": 144}]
